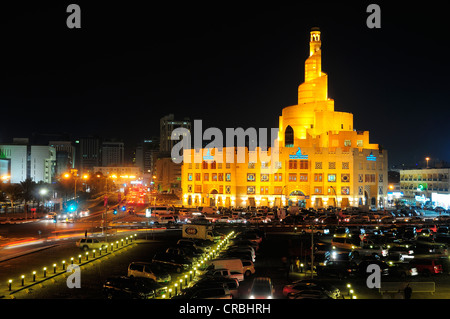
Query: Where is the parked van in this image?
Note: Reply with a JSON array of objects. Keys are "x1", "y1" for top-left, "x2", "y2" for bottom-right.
[
  {"x1": 331, "y1": 237, "x2": 360, "y2": 250},
  {"x1": 127, "y1": 262, "x2": 171, "y2": 283},
  {"x1": 209, "y1": 258, "x2": 244, "y2": 274}
]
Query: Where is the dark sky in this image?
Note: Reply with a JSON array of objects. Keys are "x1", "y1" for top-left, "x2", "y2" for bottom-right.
[{"x1": 0, "y1": 1, "x2": 449, "y2": 167}]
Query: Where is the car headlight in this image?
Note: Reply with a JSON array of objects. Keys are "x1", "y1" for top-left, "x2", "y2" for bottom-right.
[{"x1": 249, "y1": 295, "x2": 255, "y2": 299}]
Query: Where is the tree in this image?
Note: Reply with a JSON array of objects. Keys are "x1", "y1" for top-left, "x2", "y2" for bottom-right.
[
  {"x1": 3, "y1": 183, "x2": 22, "y2": 208},
  {"x1": 20, "y1": 178, "x2": 36, "y2": 212}
]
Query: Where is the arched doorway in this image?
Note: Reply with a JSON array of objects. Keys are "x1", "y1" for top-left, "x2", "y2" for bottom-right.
[
  {"x1": 289, "y1": 190, "x2": 306, "y2": 208},
  {"x1": 209, "y1": 189, "x2": 218, "y2": 207}
]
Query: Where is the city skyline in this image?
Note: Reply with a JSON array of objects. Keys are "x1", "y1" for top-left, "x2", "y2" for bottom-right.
[{"x1": 0, "y1": 2, "x2": 448, "y2": 167}]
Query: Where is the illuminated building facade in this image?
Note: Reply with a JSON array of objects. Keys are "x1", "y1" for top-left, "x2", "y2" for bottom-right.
[
  {"x1": 181, "y1": 28, "x2": 388, "y2": 209},
  {"x1": 400, "y1": 168, "x2": 450, "y2": 207}
]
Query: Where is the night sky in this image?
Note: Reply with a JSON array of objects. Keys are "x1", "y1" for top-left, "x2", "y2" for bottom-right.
[{"x1": 0, "y1": 1, "x2": 448, "y2": 167}]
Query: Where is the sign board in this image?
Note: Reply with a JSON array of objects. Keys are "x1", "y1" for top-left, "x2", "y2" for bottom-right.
[{"x1": 289, "y1": 147, "x2": 308, "y2": 160}]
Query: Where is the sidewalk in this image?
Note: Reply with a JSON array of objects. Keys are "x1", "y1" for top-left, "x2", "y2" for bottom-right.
[{"x1": 0, "y1": 236, "x2": 140, "y2": 299}]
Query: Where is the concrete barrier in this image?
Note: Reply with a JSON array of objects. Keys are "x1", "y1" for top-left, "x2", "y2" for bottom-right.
[{"x1": 379, "y1": 281, "x2": 435, "y2": 295}]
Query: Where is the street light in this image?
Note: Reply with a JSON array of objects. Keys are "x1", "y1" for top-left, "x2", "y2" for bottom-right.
[
  {"x1": 39, "y1": 188, "x2": 48, "y2": 213},
  {"x1": 425, "y1": 157, "x2": 430, "y2": 169}
]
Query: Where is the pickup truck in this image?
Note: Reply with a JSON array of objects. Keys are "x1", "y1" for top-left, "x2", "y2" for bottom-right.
[{"x1": 201, "y1": 268, "x2": 244, "y2": 282}]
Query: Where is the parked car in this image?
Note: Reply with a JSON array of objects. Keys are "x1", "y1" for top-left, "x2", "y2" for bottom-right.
[
  {"x1": 201, "y1": 268, "x2": 244, "y2": 282},
  {"x1": 190, "y1": 277, "x2": 239, "y2": 298},
  {"x1": 331, "y1": 236, "x2": 360, "y2": 250},
  {"x1": 166, "y1": 246, "x2": 201, "y2": 262},
  {"x1": 155, "y1": 215, "x2": 177, "y2": 225},
  {"x1": 103, "y1": 276, "x2": 164, "y2": 299},
  {"x1": 387, "y1": 244, "x2": 415, "y2": 261},
  {"x1": 387, "y1": 262, "x2": 418, "y2": 278},
  {"x1": 248, "y1": 277, "x2": 275, "y2": 299},
  {"x1": 127, "y1": 262, "x2": 171, "y2": 283},
  {"x1": 230, "y1": 217, "x2": 247, "y2": 224},
  {"x1": 76, "y1": 238, "x2": 108, "y2": 251},
  {"x1": 287, "y1": 289, "x2": 334, "y2": 299},
  {"x1": 409, "y1": 258, "x2": 443, "y2": 275},
  {"x1": 242, "y1": 260, "x2": 256, "y2": 277},
  {"x1": 352, "y1": 243, "x2": 388, "y2": 258},
  {"x1": 173, "y1": 286, "x2": 233, "y2": 299},
  {"x1": 152, "y1": 253, "x2": 192, "y2": 273},
  {"x1": 283, "y1": 280, "x2": 340, "y2": 298},
  {"x1": 316, "y1": 260, "x2": 359, "y2": 279}
]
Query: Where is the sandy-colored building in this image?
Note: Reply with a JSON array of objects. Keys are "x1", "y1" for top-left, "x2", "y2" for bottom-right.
[{"x1": 181, "y1": 28, "x2": 388, "y2": 210}]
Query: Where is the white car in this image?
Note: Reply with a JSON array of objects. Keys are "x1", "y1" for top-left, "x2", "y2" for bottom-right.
[
  {"x1": 76, "y1": 238, "x2": 108, "y2": 251},
  {"x1": 216, "y1": 216, "x2": 231, "y2": 223},
  {"x1": 46, "y1": 212, "x2": 57, "y2": 219},
  {"x1": 230, "y1": 217, "x2": 247, "y2": 224}
]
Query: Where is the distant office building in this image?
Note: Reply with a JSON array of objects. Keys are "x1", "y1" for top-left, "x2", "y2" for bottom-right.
[
  {"x1": 101, "y1": 140, "x2": 124, "y2": 167},
  {"x1": 49, "y1": 141, "x2": 76, "y2": 176},
  {"x1": 160, "y1": 114, "x2": 191, "y2": 156},
  {"x1": 0, "y1": 141, "x2": 56, "y2": 183},
  {"x1": 135, "y1": 138, "x2": 160, "y2": 185},
  {"x1": 155, "y1": 157, "x2": 182, "y2": 195},
  {"x1": 75, "y1": 137, "x2": 101, "y2": 173}
]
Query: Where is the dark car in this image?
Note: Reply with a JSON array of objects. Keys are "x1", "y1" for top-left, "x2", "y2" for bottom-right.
[
  {"x1": 316, "y1": 260, "x2": 359, "y2": 279},
  {"x1": 283, "y1": 279, "x2": 340, "y2": 299},
  {"x1": 388, "y1": 262, "x2": 419, "y2": 278},
  {"x1": 152, "y1": 252, "x2": 192, "y2": 273},
  {"x1": 173, "y1": 286, "x2": 233, "y2": 299},
  {"x1": 103, "y1": 276, "x2": 164, "y2": 299},
  {"x1": 287, "y1": 289, "x2": 334, "y2": 299}
]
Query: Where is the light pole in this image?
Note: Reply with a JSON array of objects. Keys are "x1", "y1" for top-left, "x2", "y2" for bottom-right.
[
  {"x1": 39, "y1": 188, "x2": 48, "y2": 214},
  {"x1": 425, "y1": 157, "x2": 430, "y2": 169}
]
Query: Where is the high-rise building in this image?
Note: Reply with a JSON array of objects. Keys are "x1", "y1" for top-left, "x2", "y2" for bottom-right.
[
  {"x1": 160, "y1": 114, "x2": 191, "y2": 156},
  {"x1": 181, "y1": 28, "x2": 388, "y2": 210},
  {"x1": 49, "y1": 141, "x2": 76, "y2": 176},
  {"x1": 75, "y1": 137, "x2": 100, "y2": 173},
  {"x1": 135, "y1": 138, "x2": 159, "y2": 186},
  {"x1": 101, "y1": 140, "x2": 124, "y2": 167}
]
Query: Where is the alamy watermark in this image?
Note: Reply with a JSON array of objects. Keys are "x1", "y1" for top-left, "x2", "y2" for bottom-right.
[
  {"x1": 170, "y1": 119, "x2": 280, "y2": 166},
  {"x1": 66, "y1": 264, "x2": 81, "y2": 289}
]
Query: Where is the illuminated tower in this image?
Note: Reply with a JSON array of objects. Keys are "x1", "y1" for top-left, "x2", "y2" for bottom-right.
[{"x1": 279, "y1": 27, "x2": 353, "y2": 144}]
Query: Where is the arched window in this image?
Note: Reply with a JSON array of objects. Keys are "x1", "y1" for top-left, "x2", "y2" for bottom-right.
[{"x1": 285, "y1": 125, "x2": 294, "y2": 147}]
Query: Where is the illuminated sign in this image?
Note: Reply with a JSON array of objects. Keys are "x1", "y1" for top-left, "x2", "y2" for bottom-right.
[
  {"x1": 184, "y1": 226, "x2": 198, "y2": 235},
  {"x1": 366, "y1": 152, "x2": 376, "y2": 161},
  {"x1": 203, "y1": 149, "x2": 214, "y2": 161},
  {"x1": 289, "y1": 147, "x2": 308, "y2": 160},
  {"x1": 417, "y1": 183, "x2": 428, "y2": 191}
]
